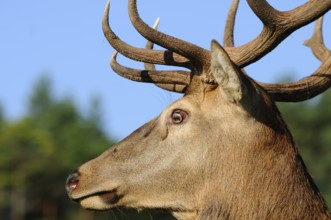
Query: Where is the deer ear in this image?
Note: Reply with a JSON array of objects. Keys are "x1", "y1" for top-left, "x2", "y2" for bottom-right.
[{"x1": 210, "y1": 40, "x2": 245, "y2": 103}]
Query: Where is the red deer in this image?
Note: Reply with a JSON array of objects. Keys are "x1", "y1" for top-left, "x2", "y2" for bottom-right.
[{"x1": 66, "y1": 0, "x2": 331, "y2": 219}]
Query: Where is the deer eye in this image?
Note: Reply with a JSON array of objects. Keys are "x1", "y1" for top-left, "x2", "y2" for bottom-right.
[{"x1": 171, "y1": 110, "x2": 188, "y2": 124}]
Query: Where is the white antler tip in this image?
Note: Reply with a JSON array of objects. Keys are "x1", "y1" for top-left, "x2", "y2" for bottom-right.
[{"x1": 152, "y1": 17, "x2": 161, "y2": 29}]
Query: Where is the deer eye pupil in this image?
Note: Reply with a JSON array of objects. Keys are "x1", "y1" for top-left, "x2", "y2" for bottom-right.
[
  {"x1": 172, "y1": 112, "x2": 183, "y2": 123},
  {"x1": 171, "y1": 110, "x2": 189, "y2": 124}
]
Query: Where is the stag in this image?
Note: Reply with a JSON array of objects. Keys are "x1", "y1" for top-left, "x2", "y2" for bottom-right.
[{"x1": 66, "y1": 0, "x2": 331, "y2": 219}]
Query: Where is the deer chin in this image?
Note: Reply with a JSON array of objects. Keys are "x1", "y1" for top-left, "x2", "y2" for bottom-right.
[{"x1": 77, "y1": 190, "x2": 121, "y2": 211}]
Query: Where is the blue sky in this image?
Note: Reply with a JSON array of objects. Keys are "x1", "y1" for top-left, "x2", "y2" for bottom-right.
[{"x1": 0, "y1": 0, "x2": 330, "y2": 140}]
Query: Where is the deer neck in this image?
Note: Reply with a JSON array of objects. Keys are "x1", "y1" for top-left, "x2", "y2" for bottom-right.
[{"x1": 194, "y1": 128, "x2": 331, "y2": 220}]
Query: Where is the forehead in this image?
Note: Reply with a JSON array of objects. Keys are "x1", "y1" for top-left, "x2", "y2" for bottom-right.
[
  {"x1": 165, "y1": 95, "x2": 199, "y2": 112},
  {"x1": 164, "y1": 89, "x2": 229, "y2": 116}
]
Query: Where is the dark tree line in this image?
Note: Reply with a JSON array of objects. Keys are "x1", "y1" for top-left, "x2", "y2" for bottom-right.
[{"x1": 0, "y1": 77, "x2": 174, "y2": 220}]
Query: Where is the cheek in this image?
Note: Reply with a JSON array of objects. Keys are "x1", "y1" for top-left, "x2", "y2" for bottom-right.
[{"x1": 166, "y1": 124, "x2": 202, "y2": 155}]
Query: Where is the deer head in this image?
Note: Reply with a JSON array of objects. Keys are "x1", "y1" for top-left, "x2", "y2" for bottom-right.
[{"x1": 66, "y1": 0, "x2": 331, "y2": 219}]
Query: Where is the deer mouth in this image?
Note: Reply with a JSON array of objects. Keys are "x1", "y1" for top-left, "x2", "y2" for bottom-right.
[
  {"x1": 66, "y1": 172, "x2": 122, "y2": 210},
  {"x1": 73, "y1": 189, "x2": 122, "y2": 210}
]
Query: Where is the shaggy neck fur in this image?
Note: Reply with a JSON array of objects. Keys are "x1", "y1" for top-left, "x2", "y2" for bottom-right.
[
  {"x1": 198, "y1": 135, "x2": 331, "y2": 219},
  {"x1": 194, "y1": 90, "x2": 331, "y2": 219}
]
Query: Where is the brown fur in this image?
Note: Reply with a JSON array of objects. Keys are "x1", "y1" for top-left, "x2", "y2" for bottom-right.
[
  {"x1": 66, "y1": 4, "x2": 331, "y2": 218},
  {"x1": 67, "y1": 69, "x2": 331, "y2": 219}
]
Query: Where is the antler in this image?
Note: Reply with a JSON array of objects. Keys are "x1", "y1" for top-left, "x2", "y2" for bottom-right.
[
  {"x1": 110, "y1": 52, "x2": 190, "y2": 85},
  {"x1": 128, "y1": 0, "x2": 210, "y2": 72},
  {"x1": 223, "y1": 0, "x2": 239, "y2": 47},
  {"x1": 108, "y1": 15, "x2": 191, "y2": 92},
  {"x1": 261, "y1": 17, "x2": 331, "y2": 102},
  {"x1": 102, "y1": 0, "x2": 192, "y2": 69},
  {"x1": 225, "y1": 0, "x2": 331, "y2": 68},
  {"x1": 143, "y1": 18, "x2": 188, "y2": 93},
  {"x1": 104, "y1": 0, "x2": 193, "y2": 92},
  {"x1": 222, "y1": 0, "x2": 331, "y2": 102},
  {"x1": 104, "y1": 0, "x2": 331, "y2": 101},
  {"x1": 304, "y1": 17, "x2": 331, "y2": 62}
]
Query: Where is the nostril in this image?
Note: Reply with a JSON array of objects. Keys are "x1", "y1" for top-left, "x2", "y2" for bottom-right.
[{"x1": 66, "y1": 172, "x2": 80, "y2": 193}]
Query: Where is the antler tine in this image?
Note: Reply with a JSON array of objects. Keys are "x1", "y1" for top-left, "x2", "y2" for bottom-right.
[
  {"x1": 102, "y1": 0, "x2": 192, "y2": 69},
  {"x1": 261, "y1": 59, "x2": 331, "y2": 102},
  {"x1": 144, "y1": 18, "x2": 189, "y2": 93},
  {"x1": 261, "y1": 17, "x2": 331, "y2": 102},
  {"x1": 304, "y1": 17, "x2": 331, "y2": 62},
  {"x1": 226, "y1": 0, "x2": 331, "y2": 68},
  {"x1": 128, "y1": 0, "x2": 210, "y2": 71},
  {"x1": 144, "y1": 17, "x2": 160, "y2": 71},
  {"x1": 223, "y1": 0, "x2": 251, "y2": 78},
  {"x1": 223, "y1": 0, "x2": 240, "y2": 47},
  {"x1": 110, "y1": 52, "x2": 191, "y2": 85}
]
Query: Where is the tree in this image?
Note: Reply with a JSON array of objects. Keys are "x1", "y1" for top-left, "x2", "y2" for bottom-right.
[
  {"x1": 0, "y1": 118, "x2": 55, "y2": 220},
  {"x1": 0, "y1": 76, "x2": 174, "y2": 220},
  {"x1": 0, "y1": 76, "x2": 113, "y2": 219}
]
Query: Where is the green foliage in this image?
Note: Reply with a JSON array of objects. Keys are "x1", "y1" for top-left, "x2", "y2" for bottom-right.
[
  {"x1": 0, "y1": 76, "x2": 173, "y2": 220},
  {"x1": 278, "y1": 90, "x2": 331, "y2": 207},
  {"x1": 27, "y1": 77, "x2": 112, "y2": 168},
  {"x1": 0, "y1": 105, "x2": 4, "y2": 125}
]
